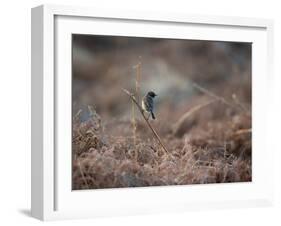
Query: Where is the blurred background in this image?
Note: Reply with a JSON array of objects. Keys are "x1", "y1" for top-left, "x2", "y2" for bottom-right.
[{"x1": 72, "y1": 35, "x2": 251, "y2": 122}]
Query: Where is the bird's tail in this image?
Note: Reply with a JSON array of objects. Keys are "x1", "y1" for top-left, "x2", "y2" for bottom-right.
[{"x1": 151, "y1": 112, "x2": 156, "y2": 120}]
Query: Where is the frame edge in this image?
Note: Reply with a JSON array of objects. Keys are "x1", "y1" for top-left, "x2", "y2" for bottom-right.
[
  {"x1": 30, "y1": 4, "x2": 275, "y2": 220},
  {"x1": 31, "y1": 5, "x2": 44, "y2": 221}
]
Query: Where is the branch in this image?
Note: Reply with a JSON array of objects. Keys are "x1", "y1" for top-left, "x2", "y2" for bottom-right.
[
  {"x1": 122, "y1": 88, "x2": 169, "y2": 154},
  {"x1": 234, "y1": 128, "x2": 251, "y2": 136},
  {"x1": 192, "y1": 82, "x2": 246, "y2": 112}
]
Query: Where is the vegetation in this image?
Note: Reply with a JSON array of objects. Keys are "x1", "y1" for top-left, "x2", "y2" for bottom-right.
[{"x1": 72, "y1": 36, "x2": 251, "y2": 189}]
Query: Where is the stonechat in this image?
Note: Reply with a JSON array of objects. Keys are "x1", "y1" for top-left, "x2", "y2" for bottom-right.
[{"x1": 142, "y1": 91, "x2": 157, "y2": 120}]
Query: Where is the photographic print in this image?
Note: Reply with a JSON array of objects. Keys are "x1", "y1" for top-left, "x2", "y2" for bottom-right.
[{"x1": 72, "y1": 34, "x2": 252, "y2": 190}]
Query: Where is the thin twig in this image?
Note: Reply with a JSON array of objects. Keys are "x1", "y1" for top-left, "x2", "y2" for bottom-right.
[
  {"x1": 78, "y1": 161, "x2": 89, "y2": 189},
  {"x1": 122, "y1": 88, "x2": 169, "y2": 154},
  {"x1": 131, "y1": 98, "x2": 136, "y2": 146},
  {"x1": 234, "y1": 128, "x2": 252, "y2": 136},
  {"x1": 131, "y1": 59, "x2": 142, "y2": 157},
  {"x1": 133, "y1": 60, "x2": 142, "y2": 103},
  {"x1": 192, "y1": 82, "x2": 244, "y2": 112},
  {"x1": 172, "y1": 99, "x2": 217, "y2": 135},
  {"x1": 232, "y1": 93, "x2": 250, "y2": 113}
]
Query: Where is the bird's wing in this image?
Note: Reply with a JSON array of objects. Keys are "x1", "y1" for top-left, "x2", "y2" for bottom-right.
[{"x1": 144, "y1": 96, "x2": 153, "y2": 111}]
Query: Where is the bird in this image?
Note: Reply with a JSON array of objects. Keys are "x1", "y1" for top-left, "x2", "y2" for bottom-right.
[{"x1": 142, "y1": 91, "x2": 157, "y2": 120}]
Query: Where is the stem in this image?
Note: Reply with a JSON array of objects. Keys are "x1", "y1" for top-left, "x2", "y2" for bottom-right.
[
  {"x1": 172, "y1": 99, "x2": 217, "y2": 136},
  {"x1": 192, "y1": 82, "x2": 243, "y2": 111},
  {"x1": 122, "y1": 88, "x2": 169, "y2": 154},
  {"x1": 136, "y1": 62, "x2": 141, "y2": 103},
  {"x1": 131, "y1": 98, "x2": 136, "y2": 147},
  {"x1": 78, "y1": 161, "x2": 89, "y2": 189}
]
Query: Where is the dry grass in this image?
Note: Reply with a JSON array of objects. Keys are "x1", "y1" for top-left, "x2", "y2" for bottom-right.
[{"x1": 72, "y1": 93, "x2": 251, "y2": 190}]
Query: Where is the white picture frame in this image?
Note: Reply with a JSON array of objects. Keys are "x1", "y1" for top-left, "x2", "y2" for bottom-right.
[{"x1": 31, "y1": 4, "x2": 274, "y2": 221}]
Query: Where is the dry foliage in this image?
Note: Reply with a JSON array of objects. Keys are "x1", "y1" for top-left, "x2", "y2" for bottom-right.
[{"x1": 72, "y1": 96, "x2": 251, "y2": 190}]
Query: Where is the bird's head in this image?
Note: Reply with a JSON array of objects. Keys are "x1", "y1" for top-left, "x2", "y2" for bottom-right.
[{"x1": 147, "y1": 91, "x2": 157, "y2": 98}]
